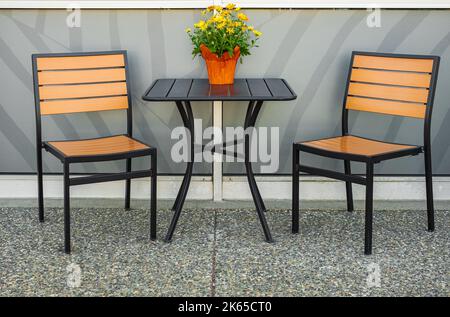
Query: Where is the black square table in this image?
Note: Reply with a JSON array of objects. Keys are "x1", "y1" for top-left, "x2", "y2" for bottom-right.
[{"x1": 143, "y1": 78, "x2": 297, "y2": 242}]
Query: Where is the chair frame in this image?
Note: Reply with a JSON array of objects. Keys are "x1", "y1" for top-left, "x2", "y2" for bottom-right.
[
  {"x1": 32, "y1": 50, "x2": 157, "y2": 254},
  {"x1": 292, "y1": 51, "x2": 440, "y2": 255}
]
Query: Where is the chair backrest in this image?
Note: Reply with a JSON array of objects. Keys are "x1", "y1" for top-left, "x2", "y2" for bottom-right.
[
  {"x1": 343, "y1": 51, "x2": 439, "y2": 123},
  {"x1": 32, "y1": 51, "x2": 131, "y2": 117}
]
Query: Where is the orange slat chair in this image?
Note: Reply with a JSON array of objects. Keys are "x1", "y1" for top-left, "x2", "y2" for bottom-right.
[
  {"x1": 292, "y1": 51, "x2": 440, "y2": 255},
  {"x1": 32, "y1": 51, "x2": 157, "y2": 254}
]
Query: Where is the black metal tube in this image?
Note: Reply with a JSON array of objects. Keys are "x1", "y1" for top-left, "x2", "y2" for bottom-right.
[
  {"x1": 64, "y1": 162, "x2": 71, "y2": 254},
  {"x1": 244, "y1": 101, "x2": 255, "y2": 129},
  {"x1": 292, "y1": 144, "x2": 299, "y2": 234},
  {"x1": 244, "y1": 101, "x2": 266, "y2": 212},
  {"x1": 172, "y1": 101, "x2": 191, "y2": 211},
  {"x1": 69, "y1": 170, "x2": 152, "y2": 186},
  {"x1": 165, "y1": 101, "x2": 195, "y2": 242},
  {"x1": 125, "y1": 158, "x2": 131, "y2": 209},
  {"x1": 37, "y1": 143, "x2": 44, "y2": 222},
  {"x1": 33, "y1": 55, "x2": 44, "y2": 223},
  {"x1": 150, "y1": 149, "x2": 157, "y2": 240},
  {"x1": 344, "y1": 160, "x2": 354, "y2": 212},
  {"x1": 424, "y1": 147, "x2": 435, "y2": 232},
  {"x1": 249, "y1": 101, "x2": 263, "y2": 126},
  {"x1": 422, "y1": 55, "x2": 439, "y2": 232},
  {"x1": 244, "y1": 108, "x2": 273, "y2": 242},
  {"x1": 364, "y1": 163, "x2": 374, "y2": 255},
  {"x1": 245, "y1": 136, "x2": 273, "y2": 242},
  {"x1": 299, "y1": 164, "x2": 367, "y2": 185}
]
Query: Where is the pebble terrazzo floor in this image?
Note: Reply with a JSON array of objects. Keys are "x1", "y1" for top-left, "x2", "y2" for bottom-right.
[{"x1": 0, "y1": 206, "x2": 448, "y2": 296}]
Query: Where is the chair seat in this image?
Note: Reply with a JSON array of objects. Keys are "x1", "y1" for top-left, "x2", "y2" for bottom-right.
[
  {"x1": 299, "y1": 135, "x2": 421, "y2": 161},
  {"x1": 45, "y1": 135, "x2": 150, "y2": 160}
]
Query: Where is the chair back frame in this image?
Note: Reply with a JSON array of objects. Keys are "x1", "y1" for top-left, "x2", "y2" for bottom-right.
[
  {"x1": 32, "y1": 50, "x2": 134, "y2": 156},
  {"x1": 341, "y1": 51, "x2": 440, "y2": 151}
]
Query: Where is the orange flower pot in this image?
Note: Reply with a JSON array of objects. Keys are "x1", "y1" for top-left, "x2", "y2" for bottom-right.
[{"x1": 200, "y1": 44, "x2": 240, "y2": 85}]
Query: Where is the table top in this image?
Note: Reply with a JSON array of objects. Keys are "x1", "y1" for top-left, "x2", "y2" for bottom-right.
[{"x1": 142, "y1": 78, "x2": 297, "y2": 102}]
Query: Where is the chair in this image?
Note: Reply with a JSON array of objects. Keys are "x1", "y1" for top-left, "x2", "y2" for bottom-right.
[
  {"x1": 32, "y1": 51, "x2": 157, "y2": 254},
  {"x1": 292, "y1": 51, "x2": 440, "y2": 255}
]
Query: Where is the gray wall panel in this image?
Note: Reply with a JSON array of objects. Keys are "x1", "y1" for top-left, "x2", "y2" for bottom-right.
[{"x1": 0, "y1": 9, "x2": 449, "y2": 175}]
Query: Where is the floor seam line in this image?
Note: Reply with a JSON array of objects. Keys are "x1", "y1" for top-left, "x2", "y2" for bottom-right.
[{"x1": 210, "y1": 209, "x2": 217, "y2": 297}]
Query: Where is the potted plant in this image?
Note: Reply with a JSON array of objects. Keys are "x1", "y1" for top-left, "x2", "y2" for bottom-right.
[{"x1": 186, "y1": 3, "x2": 262, "y2": 85}]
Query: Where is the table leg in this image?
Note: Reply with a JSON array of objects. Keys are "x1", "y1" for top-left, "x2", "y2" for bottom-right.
[
  {"x1": 171, "y1": 101, "x2": 190, "y2": 212},
  {"x1": 165, "y1": 101, "x2": 194, "y2": 242},
  {"x1": 244, "y1": 101, "x2": 267, "y2": 212},
  {"x1": 244, "y1": 101, "x2": 273, "y2": 242}
]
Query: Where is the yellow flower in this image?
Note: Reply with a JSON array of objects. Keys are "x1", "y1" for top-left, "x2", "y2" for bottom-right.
[
  {"x1": 185, "y1": 28, "x2": 192, "y2": 33},
  {"x1": 226, "y1": 27, "x2": 234, "y2": 34},
  {"x1": 226, "y1": 3, "x2": 236, "y2": 10},
  {"x1": 212, "y1": 14, "x2": 225, "y2": 23},
  {"x1": 234, "y1": 21, "x2": 242, "y2": 27},
  {"x1": 247, "y1": 26, "x2": 254, "y2": 31},
  {"x1": 235, "y1": 7, "x2": 241, "y2": 11},
  {"x1": 194, "y1": 20, "x2": 207, "y2": 31},
  {"x1": 217, "y1": 22, "x2": 226, "y2": 30},
  {"x1": 253, "y1": 30, "x2": 262, "y2": 37},
  {"x1": 237, "y1": 13, "x2": 248, "y2": 21},
  {"x1": 206, "y1": 5, "x2": 222, "y2": 12},
  {"x1": 201, "y1": 9, "x2": 207, "y2": 15}
]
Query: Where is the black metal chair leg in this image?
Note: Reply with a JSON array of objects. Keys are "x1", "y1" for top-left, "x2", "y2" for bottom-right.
[
  {"x1": 63, "y1": 162, "x2": 71, "y2": 254},
  {"x1": 125, "y1": 158, "x2": 131, "y2": 210},
  {"x1": 292, "y1": 144, "x2": 299, "y2": 234},
  {"x1": 37, "y1": 147, "x2": 44, "y2": 222},
  {"x1": 150, "y1": 150, "x2": 157, "y2": 240},
  {"x1": 424, "y1": 150, "x2": 435, "y2": 232},
  {"x1": 344, "y1": 160, "x2": 354, "y2": 212},
  {"x1": 364, "y1": 162, "x2": 374, "y2": 255}
]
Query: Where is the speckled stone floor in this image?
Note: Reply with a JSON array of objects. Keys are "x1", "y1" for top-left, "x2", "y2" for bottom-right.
[{"x1": 0, "y1": 205, "x2": 448, "y2": 296}]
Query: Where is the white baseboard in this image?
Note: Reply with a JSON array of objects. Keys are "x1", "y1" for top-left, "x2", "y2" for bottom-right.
[{"x1": 0, "y1": 174, "x2": 450, "y2": 201}]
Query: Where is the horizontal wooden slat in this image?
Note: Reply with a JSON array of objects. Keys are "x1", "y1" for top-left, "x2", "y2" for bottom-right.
[
  {"x1": 348, "y1": 82, "x2": 429, "y2": 103},
  {"x1": 48, "y1": 135, "x2": 148, "y2": 157},
  {"x1": 350, "y1": 68, "x2": 431, "y2": 88},
  {"x1": 40, "y1": 96, "x2": 129, "y2": 115},
  {"x1": 346, "y1": 96, "x2": 426, "y2": 119},
  {"x1": 301, "y1": 135, "x2": 417, "y2": 157},
  {"x1": 38, "y1": 68, "x2": 126, "y2": 85},
  {"x1": 36, "y1": 54, "x2": 125, "y2": 70},
  {"x1": 353, "y1": 55, "x2": 434, "y2": 73},
  {"x1": 39, "y1": 82, "x2": 127, "y2": 100}
]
